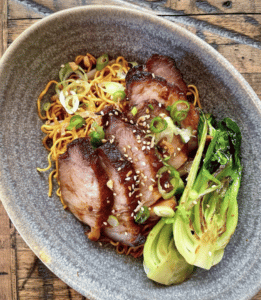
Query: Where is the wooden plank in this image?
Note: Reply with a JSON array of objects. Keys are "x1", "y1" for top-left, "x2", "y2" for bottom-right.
[
  {"x1": 8, "y1": 0, "x2": 139, "y2": 19},
  {"x1": 0, "y1": 0, "x2": 7, "y2": 56},
  {"x1": 0, "y1": 201, "x2": 17, "y2": 300},
  {"x1": 142, "y1": 0, "x2": 261, "y2": 14}
]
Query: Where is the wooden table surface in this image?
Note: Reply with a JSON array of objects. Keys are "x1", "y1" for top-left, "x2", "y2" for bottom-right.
[{"x1": 1, "y1": 0, "x2": 261, "y2": 299}]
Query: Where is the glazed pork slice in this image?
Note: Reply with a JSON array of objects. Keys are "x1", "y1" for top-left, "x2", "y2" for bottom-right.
[
  {"x1": 125, "y1": 70, "x2": 186, "y2": 110},
  {"x1": 146, "y1": 54, "x2": 188, "y2": 94},
  {"x1": 97, "y1": 142, "x2": 143, "y2": 247},
  {"x1": 126, "y1": 99, "x2": 189, "y2": 170},
  {"x1": 58, "y1": 138, "x2": 113, "y2": 242},
  {"x1": 102, "y1": 109, "x2": 163, "y2": 209}
]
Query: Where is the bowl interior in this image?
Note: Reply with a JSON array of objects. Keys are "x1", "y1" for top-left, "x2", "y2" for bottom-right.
[{"x1": 0, "y1": 6, "x2": 261, "y2": 300}]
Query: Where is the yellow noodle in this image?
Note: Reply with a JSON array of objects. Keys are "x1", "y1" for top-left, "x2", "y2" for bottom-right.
[{"x1": 37, "y1": 53, "x2": 202, "y2": 258}]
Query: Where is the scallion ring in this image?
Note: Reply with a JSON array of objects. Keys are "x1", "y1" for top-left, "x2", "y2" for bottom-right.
[
  {"x1": 150, "y1": 117, "x2": 168, "y2": 133},
  {"x1": 169, "y1": 100, "x2": 190, "y2": 122},
  {"x1": 157, "y1": 166, "x2": 184, "y2": 199},
  {"x1": 134, "y1": 206, "x2": 150, "y2": 224},
  {"x1": 112, "y1": 90, "x2": 126, "y2": 102},
  {"x1": 43, "y1": 102, "x2": 51, "y2": 111},
  {"x1": 96, "y1": 54, "x2": 109, "y2": 71},
  {"x1": 66, "y1": 115, "x2": 86, "y2": 131}
]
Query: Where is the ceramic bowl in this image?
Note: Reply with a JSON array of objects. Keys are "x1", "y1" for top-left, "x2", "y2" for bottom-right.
[{"x1": 0, "y1": 5, "x2": 261, "y2": 300}]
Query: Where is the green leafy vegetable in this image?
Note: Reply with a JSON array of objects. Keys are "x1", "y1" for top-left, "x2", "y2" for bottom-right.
[
  {"x1": 173, "y1": 115, "x2": 242, "y2": 269},
  {"x1": 143, "y1": 218, "x2": 194, "y2": 285}
]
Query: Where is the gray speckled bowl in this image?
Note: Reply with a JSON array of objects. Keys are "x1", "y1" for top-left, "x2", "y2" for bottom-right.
[{"x1": 0, "y1": 5, "x2": 261, "y2": 300}]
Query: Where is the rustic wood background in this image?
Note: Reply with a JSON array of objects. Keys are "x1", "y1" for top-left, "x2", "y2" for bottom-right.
[{"x1": 1, "y1": 0, "x2": 261, "y2": 299}]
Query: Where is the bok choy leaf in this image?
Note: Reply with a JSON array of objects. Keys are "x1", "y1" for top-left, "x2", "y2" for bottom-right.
[{"x1": 173, "y1": 113, "x2": 242, "y2": 270}]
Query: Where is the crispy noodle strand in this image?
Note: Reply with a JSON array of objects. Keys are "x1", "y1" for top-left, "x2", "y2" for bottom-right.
[{"x1": 37, "y1": 53, "x2": 201, "y2": 257}]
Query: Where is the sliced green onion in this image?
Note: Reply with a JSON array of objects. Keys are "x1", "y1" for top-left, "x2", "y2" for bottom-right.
[
  {"x1": 157, "y1": 166, "x2": 184, "y2": 199},
  {"x1": 150, "y1": 117, "x2": 168, "y2": 133},
  {"x1": 89, "y1": 122, "x2": 105, "y2": 148},
  {"x1": 43, "y1": 102, "x2": 51, "y2": 111},
  {"x1": 148, "y1": 104, "x2": 154, "y2": 110},
  {"x1": 129, "y1": 61, "x2": 138, "y2": 67},
  {"x1": 66, "y1": 115, "x2": 86, "y2": 131},
  {"x1": 112, "y1": 90, "x2": 126, "y2": 102},
  {"x1": 169, "y1": 100, "x2": 190, "y2": 122},
  {"x1": 153, "y1": 206, "x2": 175, "y2": 218},
  {"x1": 59, "y1": 63, "x2": 88, "y2": 82},
  {"x1": 117, "y1": 68, "x2": 126, "y2": 79},
  {"x1": 135, "y1": 206, "x2": 150, "y2": 224},
  {"x1": 107, "y1": 215, "x2": 119, "y2": 227},
  {"x1": 99, "y1": 82, "x2": 125, "y2": 95},
  {"x1": 131, "y1": 106, "x2": 138, "y2": 116},
  {"x1": 59, "y1": 91, "x2": 79, "y2": 114},
  {"x1": 96, "y1": 54, "x2": 109, "y2": 71},
  {"x1": 155, "y1": 147, "x2": 171, "y2": 162}
]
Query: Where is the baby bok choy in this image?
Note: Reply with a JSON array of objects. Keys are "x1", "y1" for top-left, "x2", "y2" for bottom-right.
[
  {"x1": 173, "y1": 113, "x2": 242, "y2": 270},
  {"x1": 143, "y1": 218, "x2": 194, "y2": 285}
]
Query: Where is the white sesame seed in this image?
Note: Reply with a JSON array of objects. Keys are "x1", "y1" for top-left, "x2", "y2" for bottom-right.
[
  {"x1": 130, "y1": 120, "x2": 134, "y2": 124},
  {"x1": 159, "y1": 103, "x2": 162, "y2": 107},
  {"x1": 125, "y1": 177, "x2": 131, "y2": 181},
  {"x1": 149, "y1": 185, "x2": 153, "y2": 191},
  {"x1": 142, "y1": 162, "x2": 146, "y2": 166},
  {"x1": 127, "y1": 145, "x2": 131, "y2": 149},
  {"x1": 106, "y1": 121, "x2": 109, "y2": 126},
  {"x1": 177, "y1": 147, "x2": 181, "y2": 151},
  {"x1": 127, "y1": 170, "x2": 133, "y2": 177},
  {"x1": 137, "y1": 140, "x2": 141, "y2": 144},
  {"x1": 113, "y1": 193, "x2": 117, "y2": 196},
  {"x1": 125, "y1": 232, "x2": 128, "y2": 236},
  {"x1": 142, "y1": 146, "x2": 146, "y2": 151},
  {"x1": 129, "y1": 192, "x2": 132, "y2": 197},
  {"x1": 103, "y1": 222, "x2": 107, "y2": 226},
  {"x1": 114, "y1": 111, "x2": 119, "y2": 115},
  {"x1": 117, "y1": 167, "x2": 122, "y2": 171},
  {"x1": 100, "y1": 111, "x2": 104, "y2": 115},
  {"x1": 133, "y1": 130, "x2": 136, "y2": 133},
  {"x1": 102, "y1": 139, "x2": 107, "y2": 143}
]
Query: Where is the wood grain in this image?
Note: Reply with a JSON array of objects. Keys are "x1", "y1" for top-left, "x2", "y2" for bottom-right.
[{"x1": 2, "y1": 0, "x2": 261, "y2": 299}]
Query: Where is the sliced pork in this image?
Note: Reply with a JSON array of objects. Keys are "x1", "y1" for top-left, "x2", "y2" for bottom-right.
[
  {"x1": 58, "y1": 138, "x2": 114, "y2": 241},
  {"x1": 102, "y1": 109, "x2": 163, "y2": 208},
  {"x1": 97, "y1": 142, "x2": 144, "y2": 246},
  {"x1": 125, "y1": 71, "x2": 186, "y2": 110},
  {"x1": 146, "y1": 54, "x2": 188, "y2": 94}
]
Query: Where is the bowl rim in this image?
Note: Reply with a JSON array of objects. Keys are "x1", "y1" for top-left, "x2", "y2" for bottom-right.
[{"x1": 1, "y1": 4, "x2": 261, "y2": 300}]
